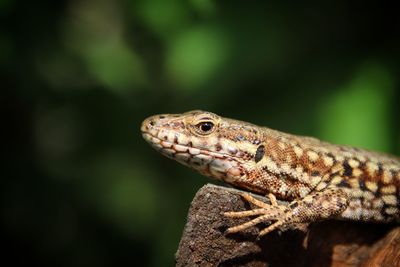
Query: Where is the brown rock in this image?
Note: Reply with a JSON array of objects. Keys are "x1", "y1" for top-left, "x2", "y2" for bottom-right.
[{"x1": 175, "y1": 184, "x2": 400, "y2": 267}]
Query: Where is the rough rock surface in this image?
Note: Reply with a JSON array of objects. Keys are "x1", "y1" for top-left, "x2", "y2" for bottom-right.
[{"x1": 175, "y1": 184, "x2": 400, "y2": 267}]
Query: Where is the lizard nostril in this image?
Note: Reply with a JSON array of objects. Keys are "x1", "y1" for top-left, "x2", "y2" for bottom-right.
[{"x1": 149, "y1": 120, "x2": 155, "y2": 126}]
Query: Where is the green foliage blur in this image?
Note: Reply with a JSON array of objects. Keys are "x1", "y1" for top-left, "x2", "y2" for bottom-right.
[{"x1": 2, "y1": 0, "x2": 399, "y2": 266}]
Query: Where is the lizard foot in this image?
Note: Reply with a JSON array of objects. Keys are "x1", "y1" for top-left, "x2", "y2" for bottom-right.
[
  {"x1": 223, "y1": 187, "x2": 348, "y2": 238},
  {"x1": 223, "y1": 193, "x2": 291, "y2": 237}
]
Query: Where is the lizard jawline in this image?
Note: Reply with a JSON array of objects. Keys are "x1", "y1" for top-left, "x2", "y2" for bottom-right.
[{"x1": 142, "y1": 131, "x2": 246, "y2": 183}]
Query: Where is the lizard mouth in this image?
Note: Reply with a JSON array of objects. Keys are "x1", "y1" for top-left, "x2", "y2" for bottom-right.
[
  {"x1": 142, "y1": 130, "x2": 246, "y2": 182},
  {"x1": 141, "y1": 130, "x2": 239, "y2": 162}
]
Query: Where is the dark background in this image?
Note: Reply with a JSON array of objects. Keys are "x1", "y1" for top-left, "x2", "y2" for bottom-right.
[{"x1": 1, "y1": 0, "x2": 400, "y2": 266}]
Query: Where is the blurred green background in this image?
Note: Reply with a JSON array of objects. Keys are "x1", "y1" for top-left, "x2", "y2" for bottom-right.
[{"x1": 2, "y1": 0, "x2": 400, "y2": 266}]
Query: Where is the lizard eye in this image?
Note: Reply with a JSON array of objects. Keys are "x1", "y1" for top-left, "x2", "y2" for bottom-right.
[{"x1": 196, "y1": 121, "x2": 214, "y2": 134}]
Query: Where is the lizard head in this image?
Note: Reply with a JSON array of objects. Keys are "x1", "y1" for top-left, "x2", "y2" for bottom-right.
[{"x1": 141, "y1": 110, "x2": 264, "y2": 185}]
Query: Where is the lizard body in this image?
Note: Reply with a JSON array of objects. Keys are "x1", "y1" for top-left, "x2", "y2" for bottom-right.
[{"x1": 141, "y1": 110, "x2": 400, "y2": 236}]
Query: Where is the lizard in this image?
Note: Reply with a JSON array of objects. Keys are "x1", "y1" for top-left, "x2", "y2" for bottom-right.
[{"x1": 141, "y1": 110, "x2": 400, "y2": 237}]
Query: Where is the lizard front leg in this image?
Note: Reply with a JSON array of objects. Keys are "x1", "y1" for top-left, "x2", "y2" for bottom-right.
[{"x1": 224, "y1": 187, "x2": 349, "y2": 237}]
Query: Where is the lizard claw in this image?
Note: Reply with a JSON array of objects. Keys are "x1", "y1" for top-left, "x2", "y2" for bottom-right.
[{"x1": 223, "y1": 194, "x2": 289, "y2": 235}]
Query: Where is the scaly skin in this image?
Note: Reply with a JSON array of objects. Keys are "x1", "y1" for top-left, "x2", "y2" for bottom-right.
[{"x1": 141, "y1": 110, "x2": 400, "y2": 237}]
